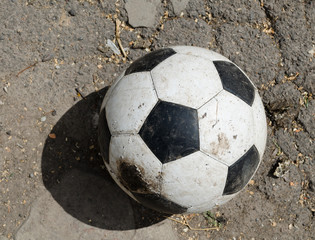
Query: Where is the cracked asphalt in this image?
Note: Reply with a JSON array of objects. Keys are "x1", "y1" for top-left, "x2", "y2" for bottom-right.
[{"x1": 0, "y1": 0, "x2": 314, "y2": 239}]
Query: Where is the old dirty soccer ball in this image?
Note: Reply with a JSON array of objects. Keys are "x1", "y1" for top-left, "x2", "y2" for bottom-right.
[{"x1": 98, "y1": 46, "x2": 267, "y2": 214}]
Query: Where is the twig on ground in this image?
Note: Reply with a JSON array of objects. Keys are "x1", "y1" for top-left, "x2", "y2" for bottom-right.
[
  {"x1": 115, "y1": 19, "x2": 127, "y2": 58},
  {"x1": 16, "y1": 62, "x2": 38, "y2": 77}
]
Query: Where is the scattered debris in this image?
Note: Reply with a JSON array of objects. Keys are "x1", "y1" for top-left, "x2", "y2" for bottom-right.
[
  {"x1": 168, "y1": 214, "x2": 220, "y2": 231},
  {"x1": 248, "y1": 179, "x2": 255, "y2": 185},
  {"x1": 115, "y1": 19, "x2": 127, "y2": 58},
  {"x1": 130, "y1": 37, "x2": 151, "y2": 49},
  {"x1": 44, "y1": 109, "x2": 57, "y2": 116},
  {"x1": 271, "y1": 221, "x2": 277, "y2": 227},
  {"x1": 48, "y1": 133, "x2": 56, "y2": 139},
  {"x1": 308, "y1": 45, "x2": 315, "y2": 57},
  {"x1": 68, "y1": 8, "x2": 76, "y2": 17},
  {"x1": 75, "y1": 88, "x2": 87, "y2": 100},
  {"x1": 284, "y1": 72, "x2": 299, "y2": 82},
  {"x1": 273, "y1": 160, "x2": 291, "y2": 178},
  {"x1": 16, "y1": 143, "x2": 24, "y2": 149},
  {"x1": 97, "y1": 45, "x2": 107, "y2": 53},
  {"x1": 106, "y1": 39, "x2": 120, "y2": 55},
  {"x1": 42, "y1": 53, "x2": 54, "y2": 62},
  {"x1": 203, "y1": 211, "x2": 223, "y2": 228}
]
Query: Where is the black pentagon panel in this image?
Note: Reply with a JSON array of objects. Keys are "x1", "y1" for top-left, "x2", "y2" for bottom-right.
[
  {"x1": 98, "y1": 108, "x2": 111, "y2": 164},
  {"x1": 125, "y1": 48, "x2": 176, "y2": 75},
  {"x1": 213, "y1": 61, "x2": 255, "y2": 106},
  {"x1": 223, "y1": 145, "x2": 260, "y2": 195},
  {"x1": 132, "y1": 193, "x2": 187, "y2": 214},
  {"x1": 139, "y1": 101, "x2": 200, "y2": 164}
]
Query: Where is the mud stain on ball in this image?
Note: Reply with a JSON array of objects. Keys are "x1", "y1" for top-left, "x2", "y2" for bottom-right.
[
  {"x1": 118, "y1": 160, "x2": 160, "y2": 194},
  {"x1": 210, "y1": 132, "x2": 230, "y2": 156},
  {"x1": 117, "y1": 160, "x2": 186, "y2": 214}
]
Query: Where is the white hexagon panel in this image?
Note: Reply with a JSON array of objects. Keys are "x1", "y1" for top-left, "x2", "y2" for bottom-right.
[
  {"x1": 109, "y1": 134, "x2": 162, "y2": 195},
  {"x1": 198, "y1": 90, "x2": 255, "y2": 166},
  {"x1": 160, "y1": 151, "x2": 228, "y2": 209},
  {"x1": 100, "y1": 71, "x2": 125, "y2": 111},
  {"x1": 151, "y1": 53, "x2": 223, "y2": 109},
  {"x1": 105, "y1": 72, "x2": 158, "y2": 134},
  {"x1": 172, "y1": 46, "x2": 232, "y2": 62}
]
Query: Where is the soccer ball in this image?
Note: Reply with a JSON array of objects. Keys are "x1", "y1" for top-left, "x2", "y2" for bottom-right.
[{"x1": 98, "y1": 46, "x2": 267, "y2": 214}]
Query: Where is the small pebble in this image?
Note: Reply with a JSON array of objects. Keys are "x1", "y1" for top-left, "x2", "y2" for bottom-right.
[
  {"x1": 78, "y1": 36, "x2": 83, "y2": 41},
  {"x1": 16, "y1": 143, "x2": 24, "y2": 149},
  {"x1": 3, "y1": 87, "x2": 8, "y2": 93},
  {"x1": 0, "y1": 35, "x2": 4, "y2": 41},
  {"x1": 55, "y1": 65, "x2": 60, "y2": 69},
  {"x1": 42, "y1": 53, "x2": 54, "y2": 62},
  {"x1": 29, "y1": 173, "x2": 34, "y2": 178},
  {"x1": 49, "y1": 133, "x2": 56, "y2": 139},
  {"x1": 6, "y1": 130, "x2": 11, "y2": 136},
  {"x1": 97, "y1": 45, "x2": 106, "y2": 53},
  {"x1": 68, "y1": 9, "x2": 76, "y2": 16},
  {"x1": 0, "y1": 100, "x2": 4, "y2": 105},
  {"x1": 51, "y1": 110, "x2": 57, "y2": 116},
  {"x1": 41, "y1": 116, "x2": 47, "y2": 122},
  {"x1": 272, "y1": 148, "x2": 278, "y2": 156}
]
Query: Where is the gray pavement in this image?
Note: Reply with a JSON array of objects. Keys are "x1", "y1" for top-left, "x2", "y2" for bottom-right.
[{"x1": 15, "y1": 170, "x2": 178, "y2": 240}]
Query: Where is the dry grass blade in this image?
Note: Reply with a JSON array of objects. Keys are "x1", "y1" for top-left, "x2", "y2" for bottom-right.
[
  {"x1": 115, "y1": 19, "x2": 127, "y2": 58},
  {"x1": 167, "y1": 215, "x2": 220, "y2": 231},
  {"x1": 16, "y1": 62, "x2": 38, "y2": 77}
]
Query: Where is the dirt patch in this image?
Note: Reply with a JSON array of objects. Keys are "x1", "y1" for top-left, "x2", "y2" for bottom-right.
[
  {"x1": 210, "y1": 133, "x2": 229, "y2": 157},
  {"x1": 118, "y1": 160, "x2": 151, "y2": 193}
]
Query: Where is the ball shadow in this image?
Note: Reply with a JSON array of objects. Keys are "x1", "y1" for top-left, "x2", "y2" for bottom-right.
[{"x1": 41, "y1": 88, "x2": 168, "y2": 230}]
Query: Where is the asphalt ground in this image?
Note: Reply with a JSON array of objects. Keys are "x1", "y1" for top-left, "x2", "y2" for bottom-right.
[{"x1": 0, "y1": 0, "x2": 314, "y2": 239}]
